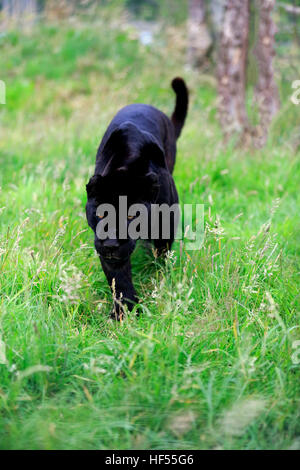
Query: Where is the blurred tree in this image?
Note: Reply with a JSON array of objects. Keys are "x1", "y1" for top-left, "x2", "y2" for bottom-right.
[
  {"x1": 187, "y1": 0, "x2": 212, "y2": 68},
  {"x1": 253, "y1": 0, "x2": 280, "y2": 147},
  {"x1": 1, "y1": 0, "x2": 37, "y2": 29},
  {"x1": 217, "y1": 0, "x2": 250, "y2": 141},
  {"x1": 218, "y1": 0, "x2": 280, "y2": 148}
]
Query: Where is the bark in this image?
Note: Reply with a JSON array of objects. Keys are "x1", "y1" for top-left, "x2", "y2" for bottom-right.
[
  {"x1": 253, "y1": 0, "x2": 280, "y2": 147},
  {"x1": 217, "y1": 0, "x2": 250, "y2": 141},
  {"x1": 188, "y1": 0, "x2": 212, "y2": 68}
]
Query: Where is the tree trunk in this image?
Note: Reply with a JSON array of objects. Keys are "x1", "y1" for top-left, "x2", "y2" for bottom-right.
[
  {"x1": 217, "y1": 0, "x2": 250, "y2": 141},
  {"x1": 2, "y1": 0, "x2": 37, "y2": 30},
  {"x1": 188, "y1": 0, "x2": 212, "y2": 68},
  {"x1": 253, "y1": 0, "x2": 280, "y2": 147}
]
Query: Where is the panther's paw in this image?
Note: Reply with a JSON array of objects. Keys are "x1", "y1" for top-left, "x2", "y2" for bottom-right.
[{"x1": 110, "y1": 299, "x2": 139, "y2": 321}]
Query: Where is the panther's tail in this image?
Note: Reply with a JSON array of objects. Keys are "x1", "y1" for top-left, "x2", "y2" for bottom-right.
[{"x1": 171, "y1": 77, "x2": 188, "y2": 139}]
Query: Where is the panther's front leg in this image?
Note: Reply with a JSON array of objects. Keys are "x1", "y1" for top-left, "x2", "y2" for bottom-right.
[{"x1": 100, "y1": 257, "x2": 138, "y2": 320}]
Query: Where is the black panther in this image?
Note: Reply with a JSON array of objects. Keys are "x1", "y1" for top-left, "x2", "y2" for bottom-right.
[{"x1": 86, "y1": 78, "x2": 188, "y2": 319}]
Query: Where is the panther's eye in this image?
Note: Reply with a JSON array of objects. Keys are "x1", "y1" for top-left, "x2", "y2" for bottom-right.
[
  {"x1": 97, "y1": 215, "x2": 104, "y2": 219},
  {"x1": 127, "y1": 215, "x2": 135, "y2": 220}
]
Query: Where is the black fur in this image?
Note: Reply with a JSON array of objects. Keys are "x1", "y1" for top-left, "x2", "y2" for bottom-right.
[
  {"x1": 86, "y1": 78, "x2": 188, "y2": 319},
  {"x1": 171, "y1": 77, "x2": 188, "y2": 139}
]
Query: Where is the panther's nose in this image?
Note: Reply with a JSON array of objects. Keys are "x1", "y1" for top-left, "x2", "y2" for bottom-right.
[{"x1": 102, "y1": 238, "x2": 119, "y2": 248}]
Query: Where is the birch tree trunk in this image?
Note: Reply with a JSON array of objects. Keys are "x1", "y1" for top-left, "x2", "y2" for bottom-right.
[
  {"x1": 253, "y1": 0, "x2": 280, "y2": 147},
  {"x1": 217, "y1": 0, "x2": 250, "y2": 141},
  {"x1": 188, "y1": 0, "x2": 212, "y2": 68}
]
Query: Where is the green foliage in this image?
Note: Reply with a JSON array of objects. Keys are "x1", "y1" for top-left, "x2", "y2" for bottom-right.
[
  {"x1": 0, "y1": 10, "x2": 299, "y2": 450},
  {"x1": 125, "y1": 0, "x2": 187, "y2": 24}
]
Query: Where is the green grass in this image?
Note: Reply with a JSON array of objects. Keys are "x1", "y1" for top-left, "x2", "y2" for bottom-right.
[{"x1": 0, "y1": 12, "x2": 299, "y2": 450}]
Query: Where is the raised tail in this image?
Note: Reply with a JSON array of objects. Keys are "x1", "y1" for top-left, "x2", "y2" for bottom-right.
[{"x1": 171, "y1": 77, "x2": 188, "y2": 139}]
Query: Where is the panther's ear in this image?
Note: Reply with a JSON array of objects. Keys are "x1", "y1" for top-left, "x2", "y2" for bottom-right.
[
  {"x1": 86, "y1": 174, "x2": 103, "y2": 198},
  {"x1": 100, "y1": 127, "x2": 130, "y2": 176}
]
